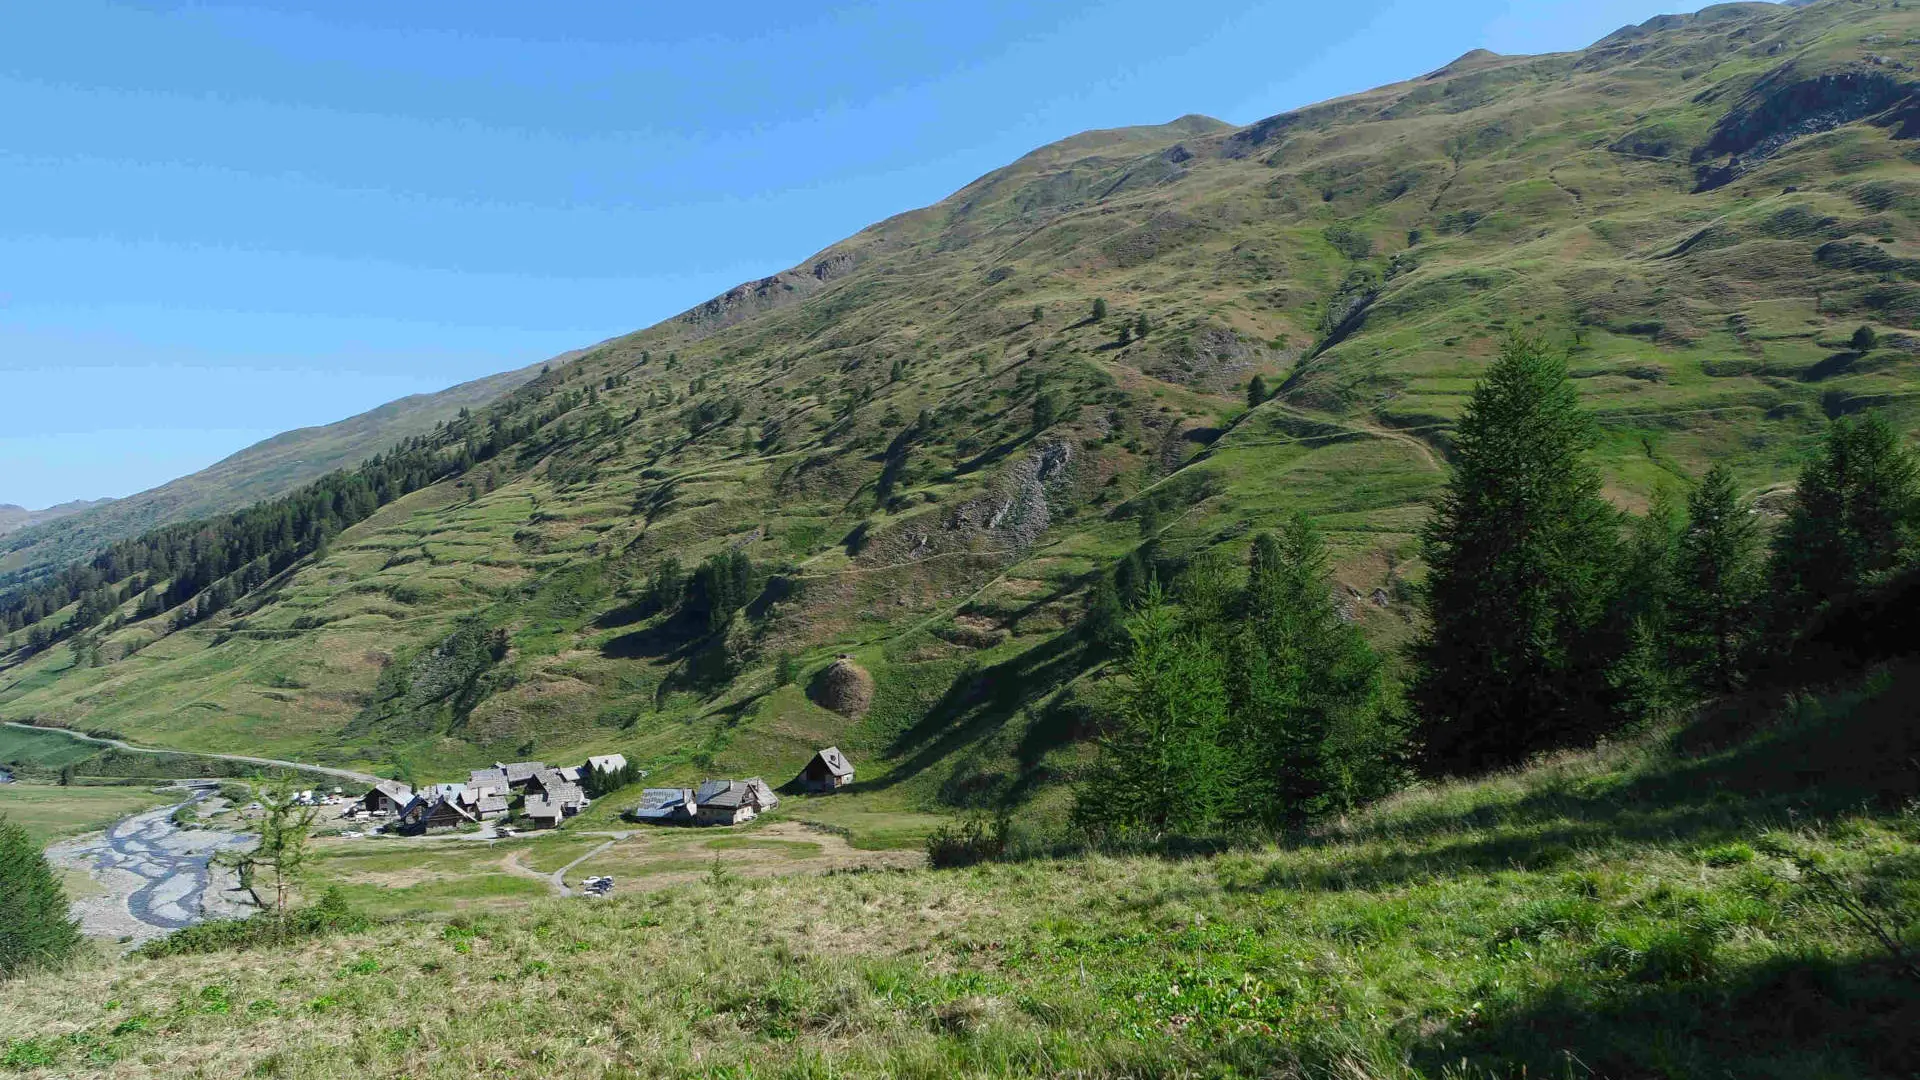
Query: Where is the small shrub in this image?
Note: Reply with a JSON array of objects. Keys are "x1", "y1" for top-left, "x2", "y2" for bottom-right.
[
  {"x1": 1699, "y1": 841, "x2": 1756, "y2": 867},
  {"x1": 926, "y1": 816, "x2": 1009, "y2": 869},
  {"x1": 137, "y1": 886, "x2": 368, "y2": 959}
]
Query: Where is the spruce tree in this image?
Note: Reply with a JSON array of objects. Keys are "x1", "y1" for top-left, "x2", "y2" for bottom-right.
[
  {"x1": 1247, "y1": 375, "x2": 1269, "y2": 409},
  {"x1": 1071, "y1": 582, "x2": 1231, "y2": 838},
  {"x1": 0, "y1": 813, "x2": 82, "y2": 978},
  {"x1": 1672, "y1": 465, "x2": 1762, "y2": 690},
  {"x1": 1769, "y1": 412, "x2": 1920, "y2": 634},
  {"x1": 1412, "y1": 334, "x2": 1621, "y2": 774}
]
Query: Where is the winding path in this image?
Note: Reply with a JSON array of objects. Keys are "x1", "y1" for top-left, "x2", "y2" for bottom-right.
[{"x1": 3, "y1": 722, "x2": 378, "y2": 785}]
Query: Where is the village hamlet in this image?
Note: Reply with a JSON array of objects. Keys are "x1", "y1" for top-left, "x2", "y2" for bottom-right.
[{"x1": 340, "y1": 748, "x2": 848, "y2": 836}]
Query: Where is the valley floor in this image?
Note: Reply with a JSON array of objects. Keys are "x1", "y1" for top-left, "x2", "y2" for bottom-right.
[{"x1": 3, "y1": 664, "x2": 1918, "y2": 1078}]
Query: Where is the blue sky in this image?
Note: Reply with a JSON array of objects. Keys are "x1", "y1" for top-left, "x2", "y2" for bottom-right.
[{"x1": 1, "y1": 0, "x2": 1713, "y2": 509}]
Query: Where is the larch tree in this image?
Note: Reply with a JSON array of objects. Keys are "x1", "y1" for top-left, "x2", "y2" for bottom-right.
[
  {"x1": 1768, "y1": 412, "x2": 1920, "y2": 636},
  {"x1": 1412, "y1": 334, "x2": 1622, "y2": 774},
  {"x1": 1671, "y1": 465, "x2": 1763, "y2": 690}
]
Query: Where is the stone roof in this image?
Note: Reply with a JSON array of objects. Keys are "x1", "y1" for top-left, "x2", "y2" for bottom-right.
[
  {"x1": 469, "y1": 767, "x2": 508, "y2": 787},
  {"x1": 499, "y1": 761, "x2": 547, "y2": 783},
  {"x1": 369, "y1": 780, "x2": 413, "y2": 804},
  {"x1": 588, "y1": 753, "x2": 629, "y2": 774},
  {"x1": 524, "y1": 795, "x2": 563, "y2": 820},
  {"x1": 695, "y1": 778, "x2": 777, "y2": 811},
  {"x1": 810, "y1": 747, "x2": 854, "y2": 778}
]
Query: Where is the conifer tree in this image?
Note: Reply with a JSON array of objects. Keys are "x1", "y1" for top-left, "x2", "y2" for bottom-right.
[
  {"x1": 1769, "y1": 412, "x2": 1920, "y2": 634},
  {"x1": 1247, "y1": 375, "x2": 1269, "y2": 408},
  {"x1": 1233, "y1": 514, "x2": 1391, "y2": 824},
  {"x1": 1071, "y1": 582, "x2": 1232, "y2": 838},
  {"x1": 1672, "y1": 465, "x2": 1762, "y2": 690},
  {"x1": 1091, "y1": 297, "x2": 1108, "y2": 322},
  {"x1": 1606, "y1": 488, "x2": 1682, "y2": 720},
  {"x1": 0, "y1": 812, "x2": 83, "y2": 977},
  {"x1": 1412, "y1": 334, "x2": 1621, "y2": 774}
]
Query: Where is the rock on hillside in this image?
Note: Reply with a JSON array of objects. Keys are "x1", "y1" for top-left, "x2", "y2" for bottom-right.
[{"x1": 3, "y1": 0, "x2": 1918, "y2": 814}]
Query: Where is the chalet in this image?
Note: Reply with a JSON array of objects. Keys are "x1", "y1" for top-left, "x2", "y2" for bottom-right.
[
  {"x1": 453, "y1": 786, "x2": 510, "y2": 820},
  {"x1": 630, "y1": 787, "x2": 695, "y2": 823},
  {"x1": 523, "y1": 790, "x2": 584, "y2": 828},
  {"x1": 587, "y1": 753, "x2": 629, "y2": 776},
  {"x1": 358, "y1": 780, "x2": 414, "y2": 816},
  {"x1": 397, "y1": 792, "x2": 477, "y2": 834},
  {"x1": 693, "y1": 778, "x2": 779, "y2": 826},
  {"x1": 798, "y1": 747, "x2": 854, "y2": 792}
]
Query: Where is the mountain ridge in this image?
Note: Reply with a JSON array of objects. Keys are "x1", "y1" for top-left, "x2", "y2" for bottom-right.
[
  {"x1": 0, "y1": 356, "x2": 561, "y2": 588},
  {"x1": 2, "y1": 0, "x2": 1916, "y2": 823}
]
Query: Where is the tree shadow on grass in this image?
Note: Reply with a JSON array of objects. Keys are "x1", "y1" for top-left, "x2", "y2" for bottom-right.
[
  {"x1": 858, "y1": 631, "x2": 1091, "y2": 805},
  {"x1": 1407, "y1": 951, "x2": 1920, "y2": 1079},
  {"x1": 1242, "y1": 662, "x2": 1920, "y2": 892}
]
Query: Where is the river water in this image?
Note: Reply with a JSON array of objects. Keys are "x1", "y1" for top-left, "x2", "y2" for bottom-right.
[{"x1": 46, "y1": 786, "x2": 258, "y2": 944}]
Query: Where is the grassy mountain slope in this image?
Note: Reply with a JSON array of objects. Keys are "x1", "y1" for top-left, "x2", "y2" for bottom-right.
[
  {"x1": 3, "y1": 0, "x2": 1920, "y2": 831},
  {"x1": 0, "y1": 358, "x2": 556, "y2": 587},
  {"x1": 1, "y1": 664, "x2": 1913, "y2": 1077},
  {"x1": 0, "y1": 501, "x2": 112, "y2": 538}
]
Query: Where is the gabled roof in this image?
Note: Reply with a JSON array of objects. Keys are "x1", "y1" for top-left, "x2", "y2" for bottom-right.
[
  {"x1": 695, "y1": 778, "x2": 778, "y2": 811},
  {"x1": 368, "y1": 780, "x2": 413, "y2": 804},
  {"x1": 555, "y1": 765, "x2": 585, "y2": 784},
  {"x1": 588, "y1": 753, "x2": 629, "y2": 773},
  {"x1": 475, "y1": 794, "x2": 509, "y2": 815},
  {"x1": 544, "y1": 781, "x2": 587, "y2": 808},
  {"x1": 499, "y1": 761, "x2": 547, "y2": 783},
  {"x1": 524, "y1": 795, "x2": 563, "y2": 819},
  {"x1": 809, "y1": 747, "x2": 853, "y2": 778},
  {"x1": 469, "y1": 767, "x2": 508, "y2": 787}
]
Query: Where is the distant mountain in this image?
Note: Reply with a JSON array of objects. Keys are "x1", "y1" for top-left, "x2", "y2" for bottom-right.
[
  {"x1": 0, "y1": 357, "x2": 560, "y2": 586},
  {"x1": 0, "y1": 499, "x2": 113, "y2": 537}
]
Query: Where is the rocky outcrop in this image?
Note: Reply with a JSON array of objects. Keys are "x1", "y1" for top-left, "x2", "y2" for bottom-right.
[
  {"x1": 677, "y1": 251, "x2": 861, "y2": 338},
  {"x1": 1693, "y1": 66, "x2": 1918, "y2": 191}
]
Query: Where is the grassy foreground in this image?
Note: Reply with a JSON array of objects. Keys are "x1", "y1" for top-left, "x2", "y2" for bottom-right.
[
  {"x1": 0, "y1": 785, "x2": 174, "y2": 848},
  {"x1": 3, "y1": 668, "x2": 1917, "y2": 1078}
]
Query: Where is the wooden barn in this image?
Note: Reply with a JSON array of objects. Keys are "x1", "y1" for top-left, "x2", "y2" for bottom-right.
[{"x1": 797, "y1": 747, "x2": 854, "y2": 792}]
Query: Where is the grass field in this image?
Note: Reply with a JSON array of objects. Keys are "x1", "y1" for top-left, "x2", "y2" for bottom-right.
[
  {"x1": 7, "y1": 3, "x2": 1919, "y2": 830},
  {"x1": 1, "y1": 664, "x2": 1913, "y2": 1078},
  {"x1": 0, "y1": 784, "x2": 175, "y2": 847}
]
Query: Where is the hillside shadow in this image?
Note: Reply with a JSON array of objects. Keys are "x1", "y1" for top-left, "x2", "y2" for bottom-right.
[
  {"x1": 1246, "y1": 661, "x2": 1920, "y2": 892},
  {"x1": 1402, "y1": 952, "x2": 1920, "y2": 1079},
  {"x1": 862, "y1": 631, "x2": 1091, "y2": 803},
  {"x1": 1801, "y1": 350, "x2": 1864, "y2": 381},
  {"x1": 599, "y1": 612, "x2": 707, "y2": 661}
]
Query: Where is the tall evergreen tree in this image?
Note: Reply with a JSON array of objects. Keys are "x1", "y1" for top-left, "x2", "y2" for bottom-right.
[
  {"x1": 1672, "y1": 465, "x2": 1763, "y2": 690},
  {"x1": 1605, "y1": 488, "x2": 1682, "y2": 721},
  {"x1": 1412, "y1": 334, "x2": 1622, "y2": 774},
  {"x1": 1071, "y1": 582, "x2": 1232, "y2": 838},
  {"x1": 1232, "y1": 514, "x2": 1391, "y2": 824},
  {"x1": 1769, "y1": 413, "x2": 1920, "y2": 634},
  {"x1": 0, "y1": 813, "x2": 83, "y2": 978}
]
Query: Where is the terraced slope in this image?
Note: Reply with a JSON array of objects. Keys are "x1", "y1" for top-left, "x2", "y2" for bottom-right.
[
  {"x1": 0, "y1": 357, "x2": 555, "y2": 588},
  {"x1": 3, "y1": 0, "x2": 1919, "y2": 828}
]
